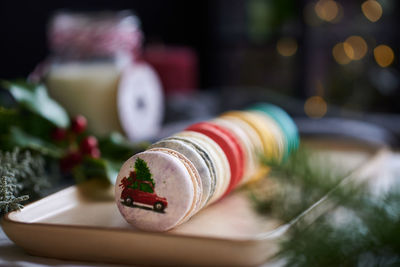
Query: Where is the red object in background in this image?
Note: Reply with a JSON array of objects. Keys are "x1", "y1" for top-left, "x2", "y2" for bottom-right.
[
  {"x1": 60, "y1": 151, "x2": 83, "y2": 172},
  {"x1": 80, "y1": 136, "x2": 99, "y2": 154},
  {"x1": 71, "y1": 115, "x2": 87, "y2": 134},
  {"x1": 51, "y1": 127, "x2": 67, "y2": 141},
  {"x1": 143, "y1": 45, "x2": 198, "y2": 94}
]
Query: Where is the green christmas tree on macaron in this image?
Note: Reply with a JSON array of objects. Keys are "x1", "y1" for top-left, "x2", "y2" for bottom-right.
[{"x1": 128, "y1": 158, "x2": 155, "y2": 193}]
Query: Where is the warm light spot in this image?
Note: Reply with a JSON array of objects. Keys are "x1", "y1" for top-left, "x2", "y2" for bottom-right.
[
  {"x1": 277, "y1": 37, "x2": 298, "y2": 57},
  {"x1": 315, "y1": 0, "x2": 339, "y2": 22},
  {"x1": 374, "y1": 45, "x2": 395, "y2": 67},
  {"x1": 304, "y1": 96, "x2": 328, "y2": 119},
  {"x1": 332, "y1": 43, "x2": 352, "y2": 64},
  {"x1": 361, "y1": 0, "x2": 383, "y2": 22},
  {"x1": 331, "y1": 2, "x2": 344, "y2": 23},
  {"x1": 304, "y1": 2, "x2": 322, "y2": 26},
  {"x1": 343, "y1": 36, "x2": 368, "y2": 60}
]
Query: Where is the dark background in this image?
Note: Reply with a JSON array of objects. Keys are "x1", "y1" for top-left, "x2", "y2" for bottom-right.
[{"x1": 1, "y1": 0, "x2": 399, "y2": 113}]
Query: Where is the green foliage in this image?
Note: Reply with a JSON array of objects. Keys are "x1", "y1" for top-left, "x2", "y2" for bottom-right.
[
  {"x1": 253, "y1": 148, "x2": 347, "y2": 221},
  {"x1": 0, "y1": 172, "x2": 29, "y2": 214},
  {"x1": 253, "y1": 147, "x2": 400, "y2": 266},
  {"x1": 134, "y1": 158, "x2": 154, "y2": 186},
  {"x1": 0, "y1": 81, "x2": 69, "y2": 154},
  {"x1": 72, "y1": 157, "x2": 121, "y2": 185},
  {"x1": 72, "y1": 133, "x2": 148, "y2": 185},
  {"x1": 278, "y1": 189, "x2": 400, "y2": 267},
  {"x1": 1, "y1": 80, "x2": 69, "y2": 128},
  {"x1": 98, "y1": 132, "x2": 149, "y2": 162},
  {"x1": 0, "y1": 147, "x2": 49, "y2": 214},
  {"x1": 1, "y1": 80, "x2": 147, "y2": 185},
  {"x1": 0, "y1": 148, "x2": 49, "y2": 198},
  {"x1": 4, "y1": 127, "x2": 63, "y2": 157}
]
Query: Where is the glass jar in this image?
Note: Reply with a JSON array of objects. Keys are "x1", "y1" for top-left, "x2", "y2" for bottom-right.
[{"x1": 36, "y1": 11, "x2": 163, "y2": 141}]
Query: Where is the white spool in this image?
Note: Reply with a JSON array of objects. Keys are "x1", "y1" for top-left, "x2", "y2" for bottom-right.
[{"x1": 118, "y1": 63, "x2": 164, "y2": 141}]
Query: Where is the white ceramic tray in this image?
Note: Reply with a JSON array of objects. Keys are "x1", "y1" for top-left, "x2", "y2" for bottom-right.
[{"x1": 1, "y1": 139, "x2": 384, "y2": 266}]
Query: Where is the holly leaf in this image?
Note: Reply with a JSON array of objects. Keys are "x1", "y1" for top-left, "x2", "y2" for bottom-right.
[
  {"x1": 2, "y1": 127, "x2": 63, "y2": 157},
  {"x1": 72, "y1": 157, "x2": 122, "y2": 185},
  {"x1": 98, "y1": 132, "x2": 148, "y2": 162},
  {"x1": 0, "y1": 107, "x2": 19, "y2": 133},
  {"x1": 1, "y1": 80, "x2": 69, "y2": 128},
  {"x1": 103, "y1": 160, "x2": 121, "y2": 185}
]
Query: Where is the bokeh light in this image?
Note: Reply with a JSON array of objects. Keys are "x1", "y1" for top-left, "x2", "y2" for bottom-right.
[
  {"x1": 374, "y1": 45, "x2": 395, "y2": 67},
  {"x1": 361, "y1": 0, "x2": 383, "y2": 22},
  {"x1": 304, "y1": 2, "x2": 322, "y2": 26},
  {"x1": 315, "y1": 0, "x2": 340, "y2": 22},
  {"x1": 332, "y1": 43, "x2": 352, "y2": 65},
  {"x1": 343, "y1": 36, "x2": 368, "y2": 60},
  {"x1": 277, "y1": 37, "x2": 298, "y2": 57},
  {"x1": 304, "y1": 96, "x2": 328, "y2": 119}
]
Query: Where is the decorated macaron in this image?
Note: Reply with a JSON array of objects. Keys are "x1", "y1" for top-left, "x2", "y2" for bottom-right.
[
  {"x1": 115, "y1": 149, "x2": 201, "y2": 231},
  {"x1": 186, "y1": 122, "x2": 245, "y2": 197}
]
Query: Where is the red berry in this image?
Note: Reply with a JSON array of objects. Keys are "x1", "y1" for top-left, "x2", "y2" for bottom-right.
[
  {"x1": 80, "y1": 136, "x2": 98, "y2": 154},
  {"x1": 51, "y1": 128, "x2": 67, "y2": 141},
  {"x1": 71, "y1": 115, "x2": 87, "y2": 134},
  {"x1": 60, "y1": 151, "x2": 83, "y2": 172},
  {"x1": 88, "y1": 147, "x2": 101, "y2": 158}
]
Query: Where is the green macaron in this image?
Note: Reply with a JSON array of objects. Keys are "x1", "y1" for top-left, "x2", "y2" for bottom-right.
[{"x1": 248, "y1": 103, "x2": 299, "y2": 159}]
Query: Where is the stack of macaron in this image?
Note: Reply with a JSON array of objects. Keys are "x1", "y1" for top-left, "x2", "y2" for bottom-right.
[{"x1": 115, "y1": 103, "x2": 299, "y2": 231}]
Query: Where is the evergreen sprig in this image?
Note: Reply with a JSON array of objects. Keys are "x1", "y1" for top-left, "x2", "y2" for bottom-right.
[
  {"x1": 0, "y1": 147, "x2": 49, "y2": 197},
  {"x1": 252, "y1": 147, "x2": 400, "y2": 266},
  {"x1": 0, "y1": 172, "x2": 29, "y2": 214},
  {"x1": 252, "y1": 148, "x2": 348, "y2": 221},
  {"x1": 0, "y1": 147, "x2": 48, "y2": 214},
  {"x1": 278, "y1": 188, "x2": 400, "y2": 267}
]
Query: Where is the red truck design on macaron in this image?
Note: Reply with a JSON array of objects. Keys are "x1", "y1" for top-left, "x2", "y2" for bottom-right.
[{"x1": 119, "y1": 158, "x2": 168, "y2": 212}]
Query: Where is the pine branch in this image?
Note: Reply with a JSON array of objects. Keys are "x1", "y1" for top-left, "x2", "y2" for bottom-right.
[
  {"x1": 251, "y1": 147, "x2": 400, "y2": 266},
  {"x1": 0, "y1": 172, "x2": 29, "y2": 214},
  {"x1": 0, "y1": 147, "x2": 48, "y2": 214},
  {"x1": 251, "y1": 147, "x2": 349, "y2": 221},
  {"x1": 0, "y1": 147, "x2": 49, "y2": 198},
  {"x1": 278, "y1": 189, "x2": 400, "y2": 267}
]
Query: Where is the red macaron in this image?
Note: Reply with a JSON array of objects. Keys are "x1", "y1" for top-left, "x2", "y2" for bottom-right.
[{"x1": 186, "y1": 122, "x2": 245, "y2": 196}]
